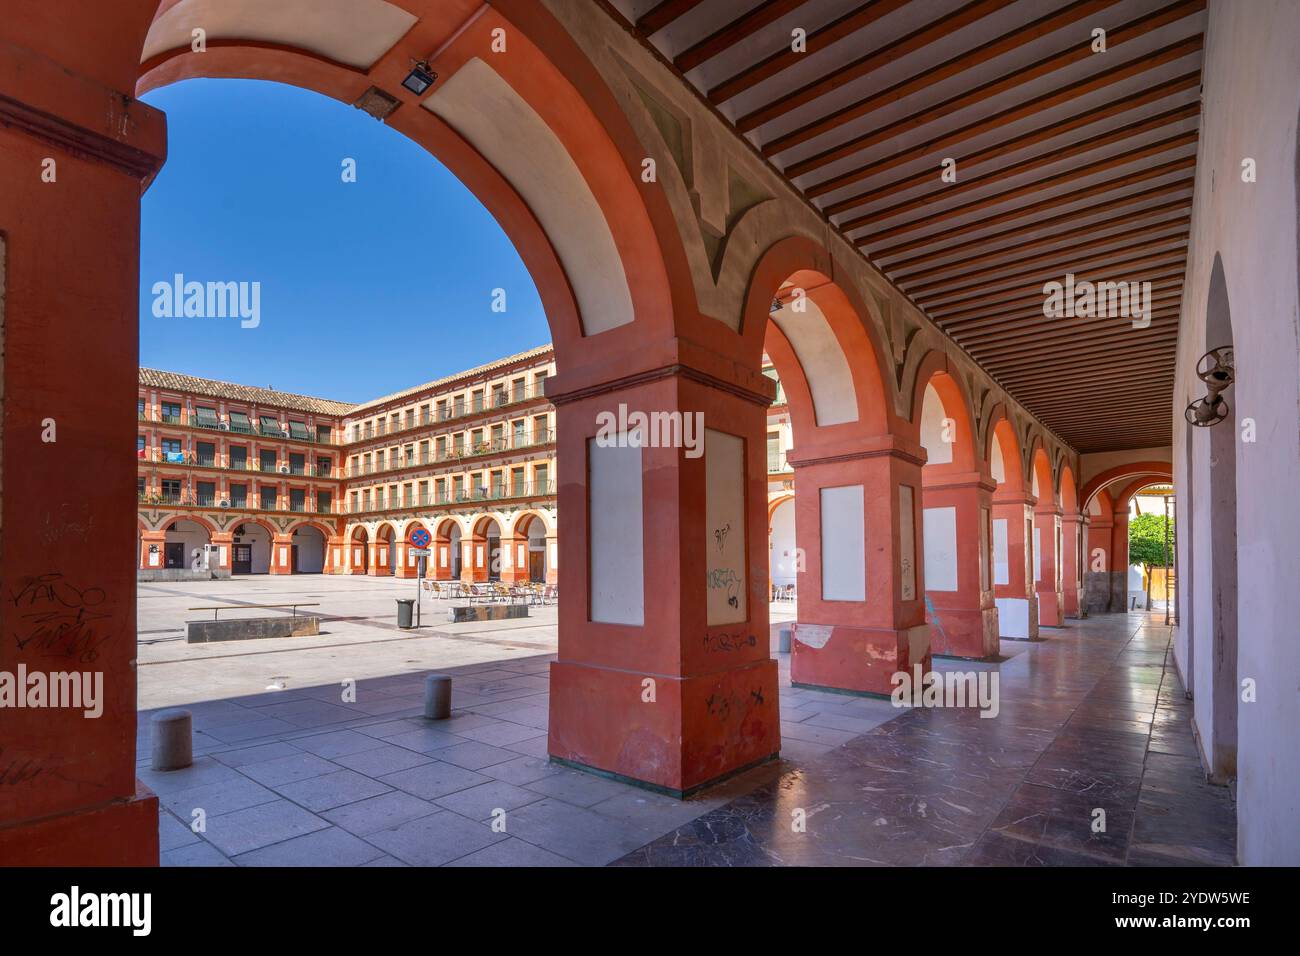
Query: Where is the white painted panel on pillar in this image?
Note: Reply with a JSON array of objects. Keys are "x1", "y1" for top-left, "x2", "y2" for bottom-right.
[
  {"x1": 979, "y1": 508, "x2": 990, "y2": 591},
  {"x1": 549, "y1": 541, "x2": 557, "y2": 568},
  {"x1": 993, "y1": 518, "x2": 1009, "y2": 585},
  {"x1": 705, "y1": 429, "x2": 746, "y2": 625},
  {"x1": 439, "y1": 546, "x2": 448, "y2": 567},
  {"x1": 899, "y1": 485, "x2": 916, "y2": 600},
  {"x1": 589, "y1": 438, "x2": 644, "y2": 626},
  {"x1": 923, "y1": 506, "x2": 958, "y2": 592},
  {"x1": 279, "y1": 547, "x2": 288, "y2": 566},
  {"x1": 333, "y1": 547, "x2": 341, "y2": 565},
  {"x1": 996, "y1": 597, "x2": 1031, "y2": 638},
  {"x1": 378, "y1": 549, "x2": 386, "y2": 566},
  {"x1": 517, "y1": 544, "x2": 525, "y2": 567},
  {"x1": 820, "y1": 485, "x2": 865, "y2": 602},
  {"x1": 221, "y1": 546, "x2": 229, "y2": 566},
  {"x1": 476, "y1": 546, "x2": 483, "y2": 566},
  {"x1": 1034, "y1": 527, "x2": 1042, "y2": 583}
]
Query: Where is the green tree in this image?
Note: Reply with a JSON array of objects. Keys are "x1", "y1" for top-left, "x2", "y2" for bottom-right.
[{"x1": 1129, "y1": 511, "x2": 1174, "y2": 610}]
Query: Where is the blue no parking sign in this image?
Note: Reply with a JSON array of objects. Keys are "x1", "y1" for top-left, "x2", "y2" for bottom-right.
[{"x1": 409, "y1": 528, "x2": 431, "y2": 549}]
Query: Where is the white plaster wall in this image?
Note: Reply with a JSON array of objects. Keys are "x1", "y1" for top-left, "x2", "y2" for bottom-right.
[
  {"x1": 820, "y1": 485, "x2": 865, "y2": 601},
  {"x1": 705, "y1": 429, "x2": 747, "y2": 624},
  {"x1": 1172, "y1": 0, "x2": 1300, "y2": 865},
  {"x1": 769, "y1": 298, "x2": 858, "y2": 426},
  {"x1": 923, "y1": 505, "x2": 958, "y2": 592},
  {"x1": 293, "y1": 527, "x2": 325, "y2": 573},
  {"x1": 989, "y1": 432, "x2": 1006, "y2": 484},
  {"x1": 919, "y1": 383, "x2": 953, "y2": 464},
  {"x1": 588, "y1": 438, "x2": 644, "y2": 625}
]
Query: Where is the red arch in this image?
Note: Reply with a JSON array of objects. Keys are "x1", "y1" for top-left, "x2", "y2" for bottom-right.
[
  {"x1": 1060, "y1": 465, "x2": 1080, "y2": 513},
  {"x1": 162, "y1": 513, "x2": 217, "y2": 535},
  {"x1": 134, "y1": 1, "x2": 689, "y2": 368},
  {"x1": 1029, "y1": 441, "x2": 1057, "y2": 508},
  {"x1": 910, "y1": 350, "x2": 976, "y2": 472},
  {"x1": 742, "y1": 236, "x2": 894, "y2": 441},
  {"x1": 985, "y1": 405, "x2": 1026, "y2": 493},
  {"x1": 1080, "y1": 461, "x2": 1173, "y2": 512}
]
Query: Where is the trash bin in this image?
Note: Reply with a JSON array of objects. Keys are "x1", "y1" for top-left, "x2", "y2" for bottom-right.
[{"x1": 396, "y1": 598, "x2": 415, "y2": 629}]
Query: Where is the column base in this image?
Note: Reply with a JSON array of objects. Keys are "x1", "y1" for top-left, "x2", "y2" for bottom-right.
[
  {"x1": 1037, "y1": 589, "x2": 1065, "y2": 626},
  {"x1": 790, "y1": 622, "x2": 932, "y2": 696},
  {"x1": 548, "y1": 657, "x2": 780, "y2": 796},
  {"x1": 0, "y1": 784, "x2": 159, "y2": 866},
  {"x1": 927, "y1": 602, "x2": 1000, "y2": 660},
  {"x1": 995, "y1": 596, "x2": 1041, "y2": 640}
]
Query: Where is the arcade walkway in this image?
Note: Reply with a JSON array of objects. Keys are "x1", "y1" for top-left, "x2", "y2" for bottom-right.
[
  {"x1": 141, "y1": 610, "x2": 1234, "y2": 867},
  {"x1": 621, "y1": 613, "x2": 1236, "y2": 867}
]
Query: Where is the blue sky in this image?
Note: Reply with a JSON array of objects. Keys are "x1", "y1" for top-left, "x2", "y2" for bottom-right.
[{"x1": 139, "y1": 79, "x2": 550, "y2": 404}]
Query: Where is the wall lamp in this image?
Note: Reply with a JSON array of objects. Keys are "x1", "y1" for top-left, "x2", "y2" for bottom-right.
[
  {"x1": 1184, "y1": 346, "x2": 1234, "y2": 427},
  {"x1": 402, "y1": 60, "x2": 438, "y2": 96}
]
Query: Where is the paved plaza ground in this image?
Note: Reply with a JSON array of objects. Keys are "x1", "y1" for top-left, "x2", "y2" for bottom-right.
[{"x1": 137, "y1": 577, "x2": 1235, "y2": 866}]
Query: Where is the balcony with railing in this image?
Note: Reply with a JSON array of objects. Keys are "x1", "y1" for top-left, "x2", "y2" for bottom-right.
[
  {"x1": 345, "y1": 383, "x2": 550, "y2": 447},
  {"x1": 343, "y1": 430, "x2": 554, "y2": 480},
  {"x1": 347, "y1": 480, "x2": 556, "y2": 515},
  {"x1": 139, "y1": 489, "x2": 342, "y2": 515},
  {"x1": 137, "y1": 447, "x2": 337, "y2": 478},
  {"x1": 138, "y1": 408, "x2": 337, "y2": 444}
]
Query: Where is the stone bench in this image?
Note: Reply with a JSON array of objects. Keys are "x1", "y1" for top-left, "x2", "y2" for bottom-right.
[
  {"x1": 186, "y1": 615, "x2": 321, "y2": 643},
  {"x1": 446, "y1": 603, "x2": 529, "y2": 623}
]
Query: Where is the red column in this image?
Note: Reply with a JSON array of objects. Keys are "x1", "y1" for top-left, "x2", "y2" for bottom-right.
[
  {"x1": 544, "y1": 534, "x2": 559, "y2": 584},
  {"x1": 993, "y1": 494, "x2": 1039, "y2": 639},
  {"x1": 211, "y1": 532, "x2": 235, "y2": 575},
  {"x1": 393, "y1": 540, "x2": 416, "y2": 578},
  {"x1": 1034, "y1": 506, "x2": 1064, "y2": 626},
  {"x1": 269, "y1": 534, "x2": 293, "y2": 574},
  {"x1": 0, "y1": 41, "x2": 164, "y2": 863},
  {"x1": 547, "y1": 363, "x2": 780, "y2": 797},
  {"x1": 923, "y1": 472, "x2": 999, "y2": 659},
  {"x1": 1111, "y1": 510, "x2": 1131, "y2": 611},
  {"x1": 1061, "y1": 514, "x2": 1086, "y2": 618},
  {"x1": 140, "y1": 530, "x2": 166, "y2": 570},
  {"x1": 789, "y1": 443, "x2": 932, "y2": 695},
  {"x1": 1086, "y1": 512, "x2": 1114, "y2": 612}
]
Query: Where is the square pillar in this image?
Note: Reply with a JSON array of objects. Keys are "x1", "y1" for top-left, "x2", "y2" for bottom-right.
[
  {"x1": 269, "y1": 534, "x2": 293, "y2": 574},
  {"x1": 547, "y1": 364, "x2": 780, "y2": 797},
  {"x1": 211, "y1": 531, "x2": 235, "y2": 574},
  {"x1": 993, "y1": 494, "x2": 1040, "y2": 639},
  {"x1": 1061, "y1": 514, "x2": 1087, "y2": 618},
  {"x1": 922, "y1": 473, "x2": 999, "y2": 659},
  {"x1": 1034, "y1": 507, "x2": 1064, "y2": 626},
  {"x1": 0, "y1": 46, "x2": 165, "y2": 863},
  {"x1": 788, "y1": 443, "x2": 932, "y2": 695},
  {"x1": 140, "y1": 529, "x2": 166, "y2": 570}
]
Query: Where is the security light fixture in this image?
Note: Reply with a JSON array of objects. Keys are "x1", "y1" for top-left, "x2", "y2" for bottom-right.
[
  {"x1": 1184, "y1": 346, "x2": 1234, "y2": 427},
  {"x1": 402, "y1": 60, "x2": 437, "y2": 96}
]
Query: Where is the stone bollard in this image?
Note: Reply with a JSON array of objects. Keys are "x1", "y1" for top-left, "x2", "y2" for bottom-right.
[
  {"x1": 779, "y1": 628, "x2": 792, "y2": 653},
  {"x1": 423, "y1": 675, "x2": 452, "y2": 720},
  {"x1": 151, "y1": 708, "x2": 193, "y2": 771}
]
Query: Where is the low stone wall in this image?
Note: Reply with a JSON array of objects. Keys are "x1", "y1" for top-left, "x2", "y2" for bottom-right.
[
  {"x1": 186, "y1": 615, "x2": 320, "y2": 643},
  {"x1": 1084, "y1": 571, "x2": 1127, "y2": 613},
  {"x1": 447, "y1": 603, "x2": 529, "y2": 623},
  {"x1": 139, "y1": 568, "x2": 231, "y2": 582}
]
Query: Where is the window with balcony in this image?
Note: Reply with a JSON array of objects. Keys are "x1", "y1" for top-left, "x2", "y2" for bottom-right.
[
  {"x1": 351, "y1": 491, "x2": 359, "y2": 513},
  {"x1": 418, "y1": 440, "x2": 429, "y2": 464},
  {"x1": 259, "y1": 487, "x2": 277, "y2": 511},
  {"x1": 534, "y1": 371, "x2": 548, "y2": 393},
  {"x1": 534, "y1": 464, "x2": 549, "y2": 493},
  {"x1": 317, "y1": 457, "x2": 332, "y2": 477},
  {"x1": 471, "y1": 389, "x2": 484, "y2": 412},
  {"x1": 259, "y1": 415, "x2": 281, "y2": 436},
  {"x1": 417, "y1": 481, "x2": 428, "y2": 506},
  {"x1": 196, "y1": 481, "x2": 216, "y2": 506},
  {"x1": 229, "y1": 483, "x2": 247, "y2": 507},
  {"x1": 229, "y1": 410, "x2": 253, "y2": 434},
  {"x1": 402, "y1": 483, "x2": 412, "y2": 506},
  {"x1": 511, "y1": 467, "x2": 525, "y2": 497},
  {"x1": 767, "y1": 433, "x2": 782, "y2": 473},
  {"x1": 137, "y1": 435, "x2": 147, "y2": 460},
  {"x1": 452, "y1": 476, "x2": 463, "y2": 501},
  {"x1": 259, "y1": 450, "x2": 278, "y2": 473},
  {"x1": 195, "y1": 406, "x2": 219, "y2": 429},
  {"x1": 453, "y1": 433, "x2": 464, "y2": 455},
  {"x1": 512, "y1": 420, "x2": 526, "y2": 447},
  {"x1": 229, "y1": 446, "x2": 248, "y2": 470},
  {"x1": 490, "y1": 470, "x2": 503, "y2": 497},
  {"x1": 161, "y1": 438, "x2": 184, "y2": 463},
  {"x1": 196, "y1": 441, "x2": 216, "y2": 467},
  {"x1": 316, "y1": 424, "x2": 332, "y2": 444},
  {"x1": 435, "y1": 478, "x2": 446, "y2": 503},
  {"x1": 138, "y1": 398, "x2": 147, "y2": 420},
  {"x1": 161, "y1": 479, "x2": 182, "y2": 503},
  {"x1": 137, "y1": 477, "x2": 146, "y2": 499},
  {"x1": 471, "y1": 429, "x2": 484, "y2": 453},
  {"x1": 289, "y1": 453, "x2": 306, "y2": 475},
  {"x1": 492, "y1": 384, "x2": 506, "y2": 407},
  {"x1": 289, "y1": 488, "x2": 306, "y2": 512},
  {"x1": 288, "y1": 420, "x2": 309, "y2": 441},
  {"x1": 512, "y1": 378, "x2": 525, "y2": 402},
  {"x1": 534, "y1": 415, "x2": 549, "y2": 442},
  {"x1": 419, "y1": 405, "x2": 431, "y2": 425},
  {"x1": 317, "y1": 490, "x2": 332, "y2": 513},
  {"x1": 160, "y1": 401, "x2": 182, "y2": 424}
]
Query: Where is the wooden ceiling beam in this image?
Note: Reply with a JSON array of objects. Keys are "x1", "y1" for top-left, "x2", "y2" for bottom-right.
[{"x1": 675, "y1": 0, "x2": 810, "y2": 72}]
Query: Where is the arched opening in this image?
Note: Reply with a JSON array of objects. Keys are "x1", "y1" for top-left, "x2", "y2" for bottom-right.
[
  {"x1": 511, "y1": 513, "x2": 550, "y2": 584},
  {"x1": 472, "y1": 516, "x2": 503, "y2": 583},
  {"x1": 350, "y1": 526, "x2": 370, "y2": 575},
  {"x1": 1201, "y1": 252, "x2": 1238, "y2": 781},
  {"x1": 1059, "y1": 465, "x2": 1086, "y2": 619},
  {"x1": 1030, "y1": 443, "x2": 1063, "y2": 627},
  {"x1": 767, "y1": 495, "x2": 797, "y2": 595},
  {"x1": 231, "y1": 521, "x2": 271, "y2": 575},
  {"x1": 988, "y1": 413, "x2": 1036, "y2": 640},
  {"x1": 290, "y1": 524, "x2": 327, "y2": 574},
  {"x1": 164, "y1": 517, "x2": 211, "y2": 570},
  {"x1": 434, "y1": 518, "x2": 462, "y2": 581},
  {"x1": 374, "y1": 523, "x2": 396, "y2": 577},
  {"x1": 739, "y1": 236, "x2": 926, "y2": 696},
  {"x1": 913, "y1": 360, "x2": 995, "y2": 660}
]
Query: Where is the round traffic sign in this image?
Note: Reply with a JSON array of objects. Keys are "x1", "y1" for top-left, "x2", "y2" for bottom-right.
[{"x1": 409, "y1": 528, "x2": 431, "y2": 549}]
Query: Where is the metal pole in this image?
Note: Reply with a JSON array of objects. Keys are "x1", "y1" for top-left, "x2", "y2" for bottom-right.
[{"x1": 416, "y1": 554, "x2": 423, "y2": 628}]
